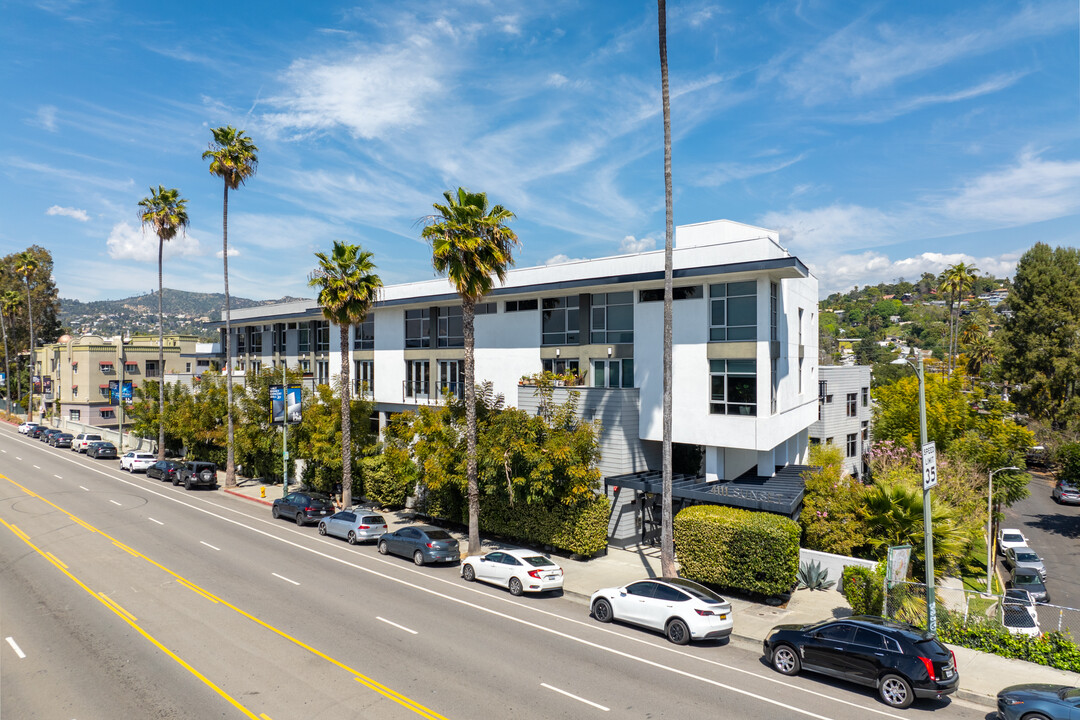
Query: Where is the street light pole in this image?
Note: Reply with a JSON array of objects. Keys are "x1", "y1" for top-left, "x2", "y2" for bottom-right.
[
  {"x1": 914, "y1": 355, "x2": 937, "y2": 634},
  {"x1": 986, "y1": 465, "x2": 1020, "y2": 595}
]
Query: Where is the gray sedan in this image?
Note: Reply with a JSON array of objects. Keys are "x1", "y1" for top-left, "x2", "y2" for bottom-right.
[
  {"x1": 1005, "y1": 546, "x2": 1047, "y2": 581},
  {"x1": 318, "y1": 510, "x2": 388, "y2": 544},
  {"x1": 378, "y1": 525, "x2": 459, "y2": 566}
]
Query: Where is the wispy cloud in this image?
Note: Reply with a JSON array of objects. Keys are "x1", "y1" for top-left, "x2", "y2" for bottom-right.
[
  {"x1": 32, "y1": 105, "x2": 58, "y2": 132},
  {"x1": 693, "y1": 153, "x2": 806, "y2": 187},
  {"x1": 46, "y1": 205, "x2": 89, "y2": 221},
  {"x1": 811, "y1": 250, "x2": 1021, "y2": 296},
  {"x1": 940, "y1": 150, "x2": 1080, "y2": 225},
  {"x1": 545, "y1": 253, "x2": 587, "y2": 265},
  {"x1": 849, "y1": 73, "x2": 1027, "y2": 123},
  {"x1": 5, "y1": 157, "x2": 135, "y2": 193}
]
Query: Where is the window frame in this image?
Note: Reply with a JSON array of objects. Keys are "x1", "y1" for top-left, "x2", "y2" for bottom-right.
[
  {"x1": 541, "y1": 296, "x2": 580, "y2": 346},
  {"x1": 709, "y1": 281, "x2": 757, "y2": 342},
  {"x1": 709, "y1": 359, "x2": 757, "y2": 416}
]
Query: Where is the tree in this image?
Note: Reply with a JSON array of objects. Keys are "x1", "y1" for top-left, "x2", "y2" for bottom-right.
[
  {"x1": 14, "y1": 251, "x2": 39, "y2": 421},
  {"x1": 308, "y1": 241, "x2": 382, "y2": 509},
  {"x1": 939, "y1": 263, "x2": 978, "y2": 375},
  {"x1": 422, "y1": 188, "x2": 519, "y2": 555},
  {"x1": 138, "y1": 185, "x2": 189, "y2": 460},
  {"x1": 861, "y1": 483, "x2": 970, "y2": 576},
  {"x1": 203, "y1": 125, "x2": 259, "y2": 487},
  {"x1": 0, "y1": 289, "x2": 19, "y2": 411},
  {"x1": 999, "y1": 243, "x2": 1080, "y2": 428}
]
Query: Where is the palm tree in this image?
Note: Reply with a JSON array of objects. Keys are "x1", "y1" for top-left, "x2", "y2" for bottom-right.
[
  {"x1": 0, "y1": 289, "x2": 21, "y2": 413},
  {"x1": 203, "y1": 126, "x2": 259, "y2": 488},
  {"x1": 14, "y1": 252, "x2": 39, "y2": 421},
  {"x1": 138, "y1": 186, "x2": 189, "y2": 461},
  {"x1": 862, "y1": 483, "x2": 969, "y2": 576},
  {"x1": 422, "y1": 188, "x2": 519, "y2": 555},
  {"x1": 939, "y1": 263, "x2": 979, "y2": 375},
  {"x1": 657, "y1": 0, "x2": 676, "y2": 577},
  {"x1": 966, "y1": 335, "x2": 995, "y2": 377},
  {"x1": 308, "y1": 241, "x2": 382, "y2": 510}
]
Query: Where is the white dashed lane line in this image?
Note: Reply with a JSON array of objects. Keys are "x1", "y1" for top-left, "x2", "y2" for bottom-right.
[
  {"x1": 79, "y1": 486, "x2": 89, "y2": 491},
  {"x1": 53, "y1": 474, "x2": 62, "y2": 479},
  {"x1": 32, "y1": 465, "x2": 40, "y2": 469},
  {"x1": 541, "y1": 683, "x2": 609, "y2": 712},
  {"x1": 110, "y1": 500, "x2": 122, "y2": 506},
  {"x1": 200, "y1": 541, "x2": 220, "y2": 551},
  {"x1": 5, "y1": 637, "x2": 26, "y2": 659},
  {"x1": 272, "y1": 573, "x2": 300, "y2": 586},
  {"x1": 376, "y1": 617, "x2": 418, "y2": 635},
  {"x1": 148, "y1": 518, "x2": 164, "y2": 525}
]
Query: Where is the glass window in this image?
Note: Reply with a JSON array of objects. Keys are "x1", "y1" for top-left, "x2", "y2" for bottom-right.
[
  {"x1": 355, "y1": 360, "x2": 374, "y2": 397},
  {"x1": 847, "y1": 433, "x2": 858, "y2": 458},
  {"x1": 590, "y1": 291, "x2": 634, "y2": 344},
  {"x1": 249, "y1": 330, "x2": 263, "y2": 354},
  {"x1": 439, "y1": 360, "x2": 463, "y2": 398},
  {"x1": 862, "y1": 420, "x2": 869, "y2": 442},
  {"x1": 652, "y1": 585, "x2": 689, "y2": 602},
  {"x1": 847, "y1": 393, "x2": 857, "y2": 417},
  {"x1": 437, "y1": 306, "x2": 463, "y2": 348},
  {"x1": 522, "y1": 556, "x2": 556, "y2": 567},
  {"x1": 542, "y1": 358, "x2": 580, "y2": 377},
  {"x1": 297, "y1": 325, "x2": 310, "y2": 353},
  {"x1": 625, "y1": 581, "x2": 657, "y2": 598},
  {"x1": 353, "y1": 317, "x2": 374, "y2": 350},
  {"x1": 541, "y1": 296, "x2": 579, "y2": 345},
  {"x1": 862, "y1": 386, "x2": 869, "y2": 407},
  {"x1": 770, "y1": 282, "x2": 778, "y2": 342},
  {"x1": 474, "y1": 302, "x2": 497, "y2": 315},
  {"x1": 505, "y1": 299, "x2": 538, "y2": 312},
  {"x1": 405, "y1": 309, "x2": 431, "y2": 348},
  {"x1": 639, "y1": 286, "x2": 703, "y2": 302},
  {"x1": 405, "y1": 360, "x2": 430, "y2": 398},
  {"x1": 315, "y1": 321, "x2": 329, "y2": 352},
  {"x1": 709, "y1": 359, "x2": 756, "y2": 416},
  {"x1": 709, "y1": 282, "x2": 757, "y2": 342},
  {"x1": 853, "y1": 628, "x2": 885, "y2": 648},
  {"x1": 592, "y1": 358, "x2": 634, "y2": 388},
  {"x1": 816, "y1": 624, "x2": 854, "y2": 643}
]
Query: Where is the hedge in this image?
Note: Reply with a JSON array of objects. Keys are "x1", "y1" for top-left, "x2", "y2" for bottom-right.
[
  {"x1": 362, "y1": 456, "x2": 413, "y2": 508},
  {"x1": 674, "y1": 505, "x2": 800, "y2": 597},
  {"x1": 940, "y1": 619, "x2": 1080, "y2": 673},
  {"x1": 841, "y1": 565, "x2": 884, "y2": 616}
]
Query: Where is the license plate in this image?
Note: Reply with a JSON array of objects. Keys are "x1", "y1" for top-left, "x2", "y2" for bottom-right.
[{"x1": 943, "y1": 669, "x2": 953, "y2": 679}]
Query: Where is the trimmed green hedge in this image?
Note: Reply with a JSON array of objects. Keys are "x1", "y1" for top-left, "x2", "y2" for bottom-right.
[
  {"x1": 841, "y1": 565, "x2": 884, "y2": 615},
  {"x1": 362, "y1": 456, "x2": 413, "y2": 508},
  {"x1": 940, "y1": 619, "x2": 1080, "y2": 673},
  {"x1": 674, "y1": 505, "x2": 800, "y2": 597}
]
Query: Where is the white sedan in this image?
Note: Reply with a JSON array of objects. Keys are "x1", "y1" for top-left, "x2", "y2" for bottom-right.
[
  {"x1": 997, "y1": 528, "x2": 1029, "y2": 555},
  {"x1": 460, "y1": 548, "x2": 564, "y2": 596},
  {"x1": 18, "y1": 422, "x2": 39, "y2": 434},
  {"x1": 590, "y1": 577, "x2": 733, "y2": 645},
  {"x1": 120, "y1": 451, "x2": 157, "y2": 472}
]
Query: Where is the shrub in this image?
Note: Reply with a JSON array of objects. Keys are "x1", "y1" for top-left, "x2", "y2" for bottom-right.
[
  {"x1": 841, "y1": 565, "x2": 884, "y2": 615},
  {"x1": 674, "y1": 505, "x2": 800, "y2": 597},
  {"x1": 362, "y1": 455, "x2": 412, "y2": 508},
  {"x1": 939, "y1": 618, "x2": 1080, "y2": 673}
]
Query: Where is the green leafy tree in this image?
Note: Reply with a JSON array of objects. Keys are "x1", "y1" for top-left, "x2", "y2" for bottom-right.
[
  {"x1": 0, "y1": 289, "x2": 19, "y2": 409},
  {"x1": 308, "y1": 242, "x2": 382, "y2": 510},
  {"x1": 421, "y1": 188, "x2": 519, "y2": 555},
  {"x1": 873, "y1": 373, "x2": 972, "y2": 449},
  {"x1": 293, "y1": 382, "x2": 376, "y2": 498},
  {"x1": 203, "y1": 125, "x2": 259, "y2": 488},
  {"x1": 1058, "y1": 442, "x2": 1080, "y2": 486},
  {"x1": 14, "y1": 251, "x2": 39, "y2": 420},
  {"x1": 800, "y1": 444, "x2": 868, "y2": 556},
  {"x1": 138, "y1": 186, "x2": 189, "y2": 459}
]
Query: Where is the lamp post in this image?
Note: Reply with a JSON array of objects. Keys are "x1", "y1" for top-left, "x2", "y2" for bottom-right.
[{"x1": 986, "y1": 465, "x2": 1020, "y2": 595}]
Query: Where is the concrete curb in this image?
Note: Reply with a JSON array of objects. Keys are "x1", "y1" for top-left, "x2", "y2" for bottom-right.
[{"x1": 223, "y1": 487, "x2": 274, "y2": 507}]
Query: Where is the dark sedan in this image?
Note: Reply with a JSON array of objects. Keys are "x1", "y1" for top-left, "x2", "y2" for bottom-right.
[
  {"x1": 147, "y1": 460, "x2": 184, "y2": 482},
  {"x1": 272, "y1": 491, "x2": 335, "y2": 526},
  {"x1": 763, "y1": 615, "x2": 957, "y2": 709},
  {"x1": 378, "y1": 525, "x2": 459, "y2": 566},
  {"x1": 1010, "y1": 568, "x2": 1050, "y2": 603},
  {"x1": 40, "y1": 428, "x2": 61, "y2": 443},
  {"x1": 87, "y1": 441, "x2": 117, "y2": 459},
  {"x1": 50, "y1": 433, "x2": 74, "y2": 448},
  {"x1": 29, "y1": 425, "x2": 48, "y2": 439},
  {"x1": 998, "y1": 684, "x2": 1080, "y2": 720}
]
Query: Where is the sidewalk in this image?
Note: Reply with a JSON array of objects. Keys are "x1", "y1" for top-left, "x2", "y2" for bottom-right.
[{"x1": 220, "y1": 479, "x2": 1079, "y2": 708}]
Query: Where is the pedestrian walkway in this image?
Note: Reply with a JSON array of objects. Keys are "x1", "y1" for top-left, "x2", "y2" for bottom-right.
[{"x1": 219, "y1": 479, "x2": 1080, "y2": 708}]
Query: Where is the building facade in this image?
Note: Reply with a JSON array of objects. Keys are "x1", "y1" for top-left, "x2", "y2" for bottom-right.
[{"x1": 808, "y1": 364, "x2": 872, "y2": 478}]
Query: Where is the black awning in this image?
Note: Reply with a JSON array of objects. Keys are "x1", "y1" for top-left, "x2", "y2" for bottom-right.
[{"x1": 606, "y1": 464, "x2": 808, "y2": 518}]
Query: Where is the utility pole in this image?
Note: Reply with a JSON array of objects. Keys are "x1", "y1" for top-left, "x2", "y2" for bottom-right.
[{"x1": 915, "y1": 355, "x2": 938, "y2": 634}]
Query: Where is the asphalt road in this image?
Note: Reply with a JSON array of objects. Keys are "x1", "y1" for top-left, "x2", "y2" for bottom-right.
[{"x1": 0, "y1": 425, "x2": 995, "y2": 720}]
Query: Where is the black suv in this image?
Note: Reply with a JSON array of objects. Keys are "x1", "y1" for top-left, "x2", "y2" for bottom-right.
[
  {"x1": 764, "y1": 615, "x2": 957, "y2": 709},
  {"x1": 272, "y1": 491, "x2": 335, "y2": 526},
  {"x1": 178, "y1": 461, "x2": 217, "y2": 490}
]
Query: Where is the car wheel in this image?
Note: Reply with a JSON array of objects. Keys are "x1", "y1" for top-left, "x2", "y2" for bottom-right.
[
  {"x1": 172, "y1": 475, "x2": 180, "y2": 486},
  {"x1": 878, "y1": 674, "x2": 913, "y2": 709},
  {"x1": 378, "y1": 540, "x2": 389, "y2": 555},
  {"x1": 272, "y1": 506, "x2": 280, "y2": 519},
  {"x1": 347, "y1": 531, "x2": 358, "y2": 545},
  {"x1": 592, "y1": 598, "x2": 613, "y2": 623},
  {"x1": 200, "y1": 470, "x2": 213, "y2": 484},
  {"x1": 771, "y1": 644, "x2": 801, "y2": 675},
  {"x1": 184, "y1": 478, "x2": 193, "y2": 490},
  {"x1": 462, "y1": 564, "x2": 476, "y2": 582},
  {"x1": 1021, "y1": 714, "x2": 1051, "y2": 720},
  {"x1": 413, "y1": 550, "x2": 425, "y2": 566},
  {"x1": 294, "y1": 512, "x2": 304, "y2": 526},
  {"x1": 318, "y1": 523, "x2": 328, "y2": 536},
  {"x1": 666, "y1": 618, "x2": 691, "y2": 645},
  {"x1": 509, "y1": 577, "x2": 524, "y2": 596}
]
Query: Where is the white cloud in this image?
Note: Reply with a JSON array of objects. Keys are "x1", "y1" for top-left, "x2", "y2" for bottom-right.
[
  {"x1": 941, "y1": 150, "x2": 1080, "y2": 225},
  {"x1": 694, "y1": 153, "x2": 806, "y2": 187},
  {"x1": 545, "y1": 253, "x2": 587, "y2": 265},
  {"x1": 849, "y1": 73, "x2": 1026, "y2": 123},
  {"x1": 215, "y1": 247, "x2": 240, "y2": 259},
  {"x1": 34, "y1": 105, "x2": 58, "y2": 132},
  {"x1": 106, "y1": 221, "x2": 202, "y2": 263},
  {"x1": 618, "y1": 235, "x2": 656, "y2": 254},
  {"x1": 546, "y1": 73, "x2": 569, "y2": 88},
  {"x1": 46, "y1": 205, "x2": 89, "y2": 222},
  {"x1": 759, "y1": 203, "x2": 899, "y2": 252},
  {"x1": 811, "y1": 250, "x2": 1020, "y2": 297},
  {"x1": 494, "y1": 14, "x2": 521, "y2": 35}
]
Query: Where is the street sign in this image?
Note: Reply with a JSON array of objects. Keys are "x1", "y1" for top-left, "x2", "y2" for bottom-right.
[
  {"x1": 886, "y1": 545, "x2": 912, "y2": 586},
  {"x1": 922, "y1": 441, "x2": 938, "y2": 490}
]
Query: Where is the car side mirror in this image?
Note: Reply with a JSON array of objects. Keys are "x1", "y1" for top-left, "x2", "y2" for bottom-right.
[
  {"x1": 479, "y1": 557, "x2": 486, "y2": 562},
  {"x1": 618, "y1": 587, "x2": 627, "y2": 596}
]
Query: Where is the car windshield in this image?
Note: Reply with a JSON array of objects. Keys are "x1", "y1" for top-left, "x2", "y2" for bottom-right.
[
  {"x1": 1002, "y1": 533, "x2": 1024, "y2": 543},
  {"x1": 666, "y1": 577, "x2": 726, "y2": 604},
  {"x1": 425, "y1": 530, "x2": 453, "y2": 540},
  {"x1": 1060, "y1": 688, "x2": 1080, "y2": 701},
  {"x1": 522, "y1": 555, "x2": 556, "y2": 567},
  {"x1": 1003, "y1": 608, "x2": 1036, "y2": 628},
  {"x1": 1004, "y1": 592, "x2": 1033, "y2": 606},
  {"x1": 1015, "y1": 573, "x2": 1040, "y2": 585},
  {"x1": 361, "y1": 516, "x2": 385, "y2": 524},
  {"x1": 1014, "y1": 552, "x2": 1040, "y2": 563}
]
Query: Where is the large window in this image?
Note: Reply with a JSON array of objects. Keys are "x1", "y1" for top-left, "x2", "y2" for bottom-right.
[
  {"x1": 315, "y1": 321, "x2": 330, "y2": 352},
  {"x1": 591, "y1": 292, "x2": 633, "y2": 344},
  {"x1": 847, "y1": 392, "x2": 857, "y2": 417},
  {"x1": 709, "y1": 281, "x2": 757, "y2": 341},
  {"x1": 847, "y1": 433, "x2": 858, "y2": 458},
  {"x1": 316, "y1": 360, "x2": 329, "y2": 385},
  {"x1": 353, "y1": 317, "x2": 374, "y2": 350},
  {"x1": 505, "y1": 299, "x2": 537, "y2": 312},
  {"x1": 770, "y1": 282, "x2": 778, "y2": 342},
  {"x1": 236, "y1": 330, "x2": 245, "y2": 355},
  {"x1": 592, "y1": 359, "x2": 634, "y2": 388},
  {"x1": 709, "y1": 359, "x2": 756, "y2": 416},
  {"x1": 405, "y1": 309, "x2": 431, "y2": 348},
  {"x1": 474, "y1": 302, "x2": 497, "y2": 315},
  {"x1": 542, "y1": 358, "x2": 579, "y2": 376},
  {"x1": 862, "y1": 386, "x2": 869, "y2": 407},
  {"x1": 297, "y1": 325, "x2": 310, "y2": 353},
  {"x1": 439, "y1": 360, "x2": 463, "y2": 398},
  {"x1": 639, "y1": 286, "x2": 702, "y2": 302},
  {"x1": 405, "y1": 360, "x2": 430, "y2": 398},
  {"x1": 250, "y1": 329, "x2": 263, "y2": 354},
  {"x1": 355, "y1": 360, "x2": 374, "y2": 397},
  {"x1": 541, "y1": 296, "x2": 579, "y2": 345},
  {"x1": 437, "y1": 306, "x2": 463, "y2": 348},
  {"x1": 272, "y1": 323, "x2": 284, "y2": 353}
]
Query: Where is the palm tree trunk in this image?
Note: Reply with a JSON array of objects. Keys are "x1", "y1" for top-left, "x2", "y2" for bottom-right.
[
  {"x1": 157, "y1": 236, "x2": 165, "y2": 461},
  {"x1": 340, "y1": 322, "x2": 352, "y2": 509},
  {"x1": 0, "y1": 309, "x2": 10, "y2": 413},
  {"x1": 223, "y1": 182, "x2": 237, "y2": 487},
  {"x1": 463, "y1": 297, "x2": 480, "y2": 555},
  {"x1": 658, "y1": 0, "x2": 676, "y2": 577},
  {"x1": 24, "y1": 278, "x2": 34, "y2": 423}
]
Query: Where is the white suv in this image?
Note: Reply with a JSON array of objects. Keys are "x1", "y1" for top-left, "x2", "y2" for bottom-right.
[
  {"x1": 75, "y1": 433, "x2": 103, "y2": 453},
  {"x1": 120, "y1": 452, "x2": 156, "y2": 472}
]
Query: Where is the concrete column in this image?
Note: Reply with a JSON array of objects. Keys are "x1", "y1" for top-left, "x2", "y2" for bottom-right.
[
  {"x1": 757, "y1": 448, "x2": 775, "y2": 478},
  {"x1": 705, "y1": 446, "x2": 724, "y2": 482},
  {"x1": 774, "y1": 437, "x2": 789, "y2": 466}
]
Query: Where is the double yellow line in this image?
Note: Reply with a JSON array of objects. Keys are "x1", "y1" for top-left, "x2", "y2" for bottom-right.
[{"x1": 0, "y1": 473, "x2": 448, "y2": 720}]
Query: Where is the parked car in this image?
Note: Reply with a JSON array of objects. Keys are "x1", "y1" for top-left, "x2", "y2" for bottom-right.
[
  {"x1": 51, "y1": 433, "x2": 74, "y2": 448},
  {"x1": 997, "y1": 528, "x2": 1028, "y2": 555},
  {"x1": 318, "y1": 510, "x2": 387, "y2": 544},
  {"x1": 178, "y1": 461, "x2": 217, "y2": 490},
  {"x1": 1052, "y1": 480, "x2": 1080, "y2": 505},
  {"x1": 40, "y1": 428, "x2": 62, "y2": 443},
  {"x1": 1025, "y1": 445, "x2": 1051, "y2": 469},
  {"x1": 1004, "y1": 546, "x2": 1047, "y2": 581},
  {"x1": 272, "y1": 491, "x2": 335, "y2": 526},
  {"x1": 590, "y1": 577, "x2": 733, "y2": 645},
  {"x1": 1009, "y1": 568, "x2": 1049, "y2": 603},
  {"x1": 17, "y1": 421, "x2": 39, "y2": 434},
  {"x1": 87, "y1": 441, "x2": 117, "y2": 459},
  {"x1": 1001, "y1": 605, "x2": 1041, "y2": 637},
  {"x1": 998, "y1": 684, "x2": 1080, "y2": 720},
  {"x1": 75, "y1": 433, "x2": 102, "y2": 452},
  {"x1": 764, "y1": 616, "x2": 958, "y2": 709},
  {"x1": 1003, "y1": 588, "x2": 1039, "y2": 623},
  {"x1": 29, "y1": 425, "x2": 48, "y2": 439},
  {"x1": 461, "y1": 548, "x2": 564, "y2": 596},
  {"x1": 147, "y1": 460, "x2": 184, "y2": 483},
  {"x1": 378, "y1": 525, "x2": 460, "y2": 566},
  {"x1": 120, "y1": 452, "x2": 157, "y2": 472}
]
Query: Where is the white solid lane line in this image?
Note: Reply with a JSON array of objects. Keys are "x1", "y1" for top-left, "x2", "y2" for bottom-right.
[
  {"x1": 32, "y1": 465, "x2": 40, "y2": 469},
  {"x1": 110, "y1": 500, "x2": 122, "y2": 506},
  {"x1": 375, "y1": 617, "x2": 418, "y2": 635},
  {"x1": 14, "y1": 456, "x2": 21, "y2": 460},
  {"x1": 200, "y1": 541, "x2": 220, "y2": 551},
  {"x1": 541, "y1": 683, "x2": 609, "y2": 712},
  {"x1": 5, "y1": 637, "x2": 26, "y2": 659},
  {"x1": 148, "y1": 517, "x2": 164, "y2": 525},
  {"x1": 53, "y1": 474, "x2": 62, "y2": 479},
  {"x1": 79, "y1": 486, "x2": 89, "y2": 491},
  {"x1": 272, "y1": 573, "x2": 300, "y2": 586}
]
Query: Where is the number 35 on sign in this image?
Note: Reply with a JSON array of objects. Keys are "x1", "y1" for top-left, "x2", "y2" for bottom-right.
[{"x1": 922, "y1": 442, "x2": 938, "y2": 490}]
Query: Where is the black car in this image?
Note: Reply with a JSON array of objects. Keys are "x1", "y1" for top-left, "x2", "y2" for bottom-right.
[
  {"x1": 763, "y1": 616, "x2": 958, "y2": 709},
  {"x1": 147, "y1": 460, "x2": 184, "y2": 483},
  {"x1": 51, "y1": 433, "x2": 74, "y2": 448},
  {"x1": 40, "y1": 428, "x2": 61, "y2": 443},
  {"x1": 272, "y1": 491, "x2": 335, "y2": 526},
  {"x1": 1009, "y1": 568, "x2": 1050, "y2": 603},
  {"x1": 378, "y1": 525, "x2": 460, "y2": 566},
  {"x1": 29, "y1": 425, "x2": 48, "y2": 439},
  {"x1": 87, "y1": 441, "x2": 117, "y2": 459},
  {"x1": 177, "y1": 461, "x2": 217, "y2": 490}
]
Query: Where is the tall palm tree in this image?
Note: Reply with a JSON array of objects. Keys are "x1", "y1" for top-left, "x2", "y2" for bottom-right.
[
  {"x1": 939, "y1": 263, "x2": 979, "y2": 375},
  {"x1": 862, "y1": 483, "x2": 968, "y2": 575},
  {"x1": 308, "y1": 241, "x2": 382, "y2": 510},
  {"x1": 0, "y1": 289, "x2": 21, "y2": 413},
  {"x1": 14, "y1": 252, "x2": 39, "y2": 421},
  {"x1": 138, "y1": 185, "x2": 189, "y2": 461},
  {"x1": 657, "y1": 0, "x2": 676, "y2": 577},
  {"x1": 422, "y1": 188, "x2": 519, "y2": 555},
  {"x1": 203, "y1": 125, "x2": 259, "y2": 488}
]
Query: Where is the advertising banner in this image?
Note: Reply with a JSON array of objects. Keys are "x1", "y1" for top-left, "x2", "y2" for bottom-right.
[
  {"x1": 109, "y1": 380, "x2": 134, "y2": 405},
  {"x1": 286, "y1": 385, "x2": 302, "y2": 424},
  {"x1": 270, "y1": 384, "x2": 285, "y2": 424}
]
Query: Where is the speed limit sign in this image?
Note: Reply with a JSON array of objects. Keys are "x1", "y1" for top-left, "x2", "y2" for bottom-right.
[{"x1": 922, "y1": 442, "x2": 938, "y2": 490}]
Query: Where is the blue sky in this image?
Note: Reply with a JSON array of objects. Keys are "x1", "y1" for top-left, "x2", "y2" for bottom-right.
[{"x1": 2, "y1": 1, "x2": 1078, "y2": 301}]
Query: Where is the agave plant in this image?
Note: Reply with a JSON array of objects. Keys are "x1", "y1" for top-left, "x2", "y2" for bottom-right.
[{"x1": 797, "y1": 560, "x2": 836, "y2": 591}]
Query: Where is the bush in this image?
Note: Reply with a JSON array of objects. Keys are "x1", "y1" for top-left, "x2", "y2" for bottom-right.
[
  {"x1": 674, "y1": 505, "x2": 800, "y2": 597},
  {"x1": 1059, "y1": 442, "x2": 1080, "y2": 485},
  {"x1": 939, "y1": 619, "x2": 1080, "y2": 673},
  {"x1": 841, "y1": 565, "x2": 884, "y2": 615},
  {"x1": 362, "y1": 456, "x2": 412, "y2": 508}
]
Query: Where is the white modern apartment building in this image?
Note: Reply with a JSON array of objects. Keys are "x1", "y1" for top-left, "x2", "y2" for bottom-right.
[
  {"x1": 223, "y1": 219, "x2": 819, "y2": 545},
  {"x1": 809, "y1": 365, "x2": 873, "y2": 479}
]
